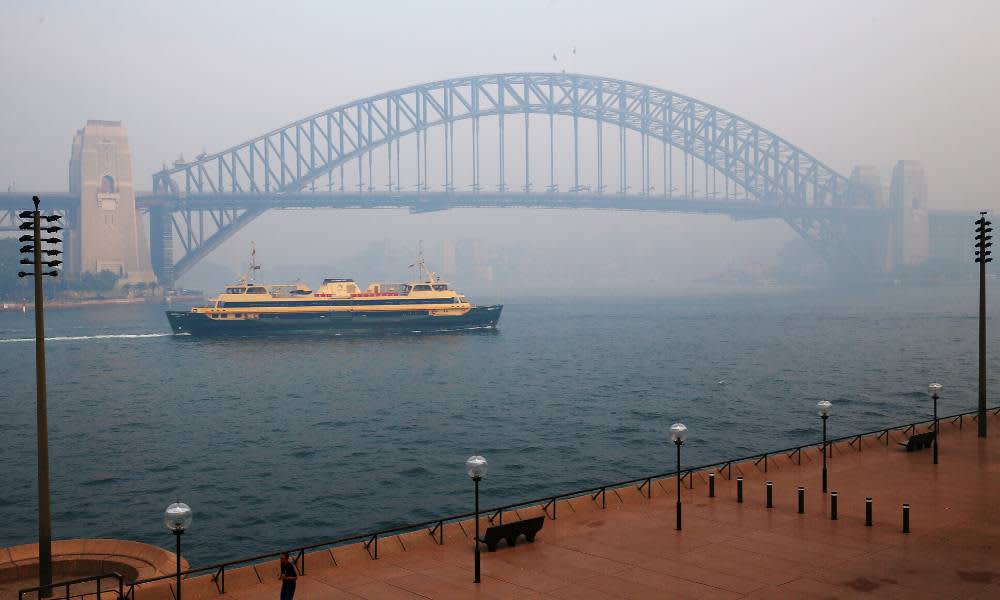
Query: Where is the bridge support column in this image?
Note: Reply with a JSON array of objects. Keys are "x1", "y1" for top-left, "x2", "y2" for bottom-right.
[
  {"x1": 148, "y1": 206, "x2": 174, "y2": 288},
  {"x1": 848, "y1": 165, "x2": 893, "y2": 274}
]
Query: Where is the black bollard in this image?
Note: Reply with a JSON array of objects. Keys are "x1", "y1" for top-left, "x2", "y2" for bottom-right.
[
  {"x1": 797, "y1": 486, "x2": 805, "y2": 514},
  {"x1": 830, "y1": 491, "x2": 838, "y2": 520},
  {"x1": 865, "y1": 497, "x2": 872, "y2": 527},
  {"x1": 766, "y1": 481, "x2": 773, "y2": 508},
  {"x1": 709, "y1": 473, "x2": 715, "y2": 498},
  {"x1": 736, "y1": 477, "x2": 743, "y2": 503},
  {"x1": 902, "y1": 504, "x2": 910, "y2": 533}
]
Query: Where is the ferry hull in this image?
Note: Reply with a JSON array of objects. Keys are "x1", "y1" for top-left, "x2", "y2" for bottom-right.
[{"x1": 166, "y1": 305, "x2": 503, "y2": 336}]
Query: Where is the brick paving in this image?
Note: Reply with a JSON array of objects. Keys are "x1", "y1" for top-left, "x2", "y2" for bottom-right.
[{"x1": 11, "y1": 411, "x2": 1000, "y2": 599}]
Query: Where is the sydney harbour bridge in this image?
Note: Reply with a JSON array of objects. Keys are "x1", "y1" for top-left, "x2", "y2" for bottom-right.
[{"x1": 1, "y1": 73, "x2": 953, "y2": 287}]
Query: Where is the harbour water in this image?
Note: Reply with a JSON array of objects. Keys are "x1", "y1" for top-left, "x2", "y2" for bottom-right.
[{"x1": 1, "y1": 284, "x2": 996, "y2": 564}]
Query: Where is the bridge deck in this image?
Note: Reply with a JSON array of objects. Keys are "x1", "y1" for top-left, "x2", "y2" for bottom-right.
[{"x1": 94, "y1": 410, "x2": 1000, "y2": 600}]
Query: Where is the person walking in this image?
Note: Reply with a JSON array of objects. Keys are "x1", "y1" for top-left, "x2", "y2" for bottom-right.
[{"x1": 279, "y1": 552, "x2": 298, "y2": 600}]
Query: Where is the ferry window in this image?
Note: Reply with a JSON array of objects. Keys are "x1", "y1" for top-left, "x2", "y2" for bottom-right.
[
  {"x1": 432, "y1": 284, "x2": 448, "y2": 291},
  {"x1": 246, "y1": 287, "x2": 267, "y2": 294},
  {"x1": 225, "y1": 287, "x2": 244, "y2": 294},
  {"x1": 414, "y1": 284, "x2": 431, "y2": 291}
]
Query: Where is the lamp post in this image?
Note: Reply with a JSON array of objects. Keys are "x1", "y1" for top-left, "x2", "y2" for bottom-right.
[
  {"x1": 974, "y1": 212, "x2": 991, "y2": 437},
  {"x1": 16, "y1": 196, "x2": 62, "y2": 596},
  {"x1": 670, "y1": 423, "x2": 688, "y2": 531},
  {"x1": 164, "y1": 502, "x2": 192, "y2": 600},
  {"x1": 817, "y1": 401, "x2": 832, "y2": 493},
  {"x1": 929, "y1": 383, "x2": 942, "y2": 464},
  {"x1": 465, "y1": 455, "x2": 488, "y2": 584}
]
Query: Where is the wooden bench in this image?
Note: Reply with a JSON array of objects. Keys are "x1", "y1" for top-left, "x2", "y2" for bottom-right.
[
  {"x1": 480, "y1": 516, "x2": 545, "y2": 552},
  {"x1": 899, "y1": 431, "x2": 935, "y2": 452}
]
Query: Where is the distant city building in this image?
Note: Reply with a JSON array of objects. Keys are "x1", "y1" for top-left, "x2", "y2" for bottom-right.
[
  {"x1": 439, "y1": 240, "x2": 456, "y2": 277},
  {"x1": 849, "y1": 165, "x2": 883, "y2": 208}
]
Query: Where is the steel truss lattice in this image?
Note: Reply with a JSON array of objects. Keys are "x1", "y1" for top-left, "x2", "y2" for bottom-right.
[{"x1": 150, "y1": 73, "x2": 877, "y2": 283}]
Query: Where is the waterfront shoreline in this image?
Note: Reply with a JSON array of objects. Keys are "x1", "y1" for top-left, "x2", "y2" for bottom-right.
[
  {"x1": 0, "y1": 295, "x2": 203, "y2": 312},
  {"x1": 8, "y1": 409, "x2": 994, "y2": 599}
]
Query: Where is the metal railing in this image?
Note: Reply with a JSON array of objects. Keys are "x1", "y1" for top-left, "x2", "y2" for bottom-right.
[
  {"x1": 25, "y1": 405, "x2": 998, "y2": 599},
  {"x1": 18, "y1": 572, "x2": 124, "y2": 600}
]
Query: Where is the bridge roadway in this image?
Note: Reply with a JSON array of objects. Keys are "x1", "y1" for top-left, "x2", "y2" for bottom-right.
[
  {"x1": 1, "y1": 190, "x2": 888, "y2": 226},
  {"x1": 2, "y1": 191, "x2": 973, "y2": 279},
  {"x1": 137, "y1": 191, "x2": 890, "y2": 220}
]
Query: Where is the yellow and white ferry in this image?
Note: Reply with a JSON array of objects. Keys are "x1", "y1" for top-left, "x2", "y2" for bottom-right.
[{"x1": 166, "y1": 249, "x2": 502, "y2": 336}]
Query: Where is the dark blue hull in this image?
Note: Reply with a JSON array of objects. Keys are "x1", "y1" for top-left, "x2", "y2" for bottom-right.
[{"x1": 166, "y1": 305, "x2": 502, "y2": 336}]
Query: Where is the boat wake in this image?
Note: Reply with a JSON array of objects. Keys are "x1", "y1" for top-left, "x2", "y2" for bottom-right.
[{"x1": 0, "y1": 333, "x2": 184, "y2": 344}]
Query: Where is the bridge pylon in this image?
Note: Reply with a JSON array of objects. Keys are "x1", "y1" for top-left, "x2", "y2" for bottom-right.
[
  {"x1": 888, "y1": 160, "x2": 929, "y2": 270},
  {"x1": 68, "y1": 121, "x2": 155, "y2": 284}
]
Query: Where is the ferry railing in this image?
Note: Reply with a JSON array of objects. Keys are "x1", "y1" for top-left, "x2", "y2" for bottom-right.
[{"x1": 119, "y1": 404, "x2": 1000, "y2": 597}]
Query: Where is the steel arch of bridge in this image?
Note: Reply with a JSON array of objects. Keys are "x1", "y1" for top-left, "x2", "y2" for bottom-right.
[{"x1": 151, "y1": 73, "x2": 875, "y2": 283}]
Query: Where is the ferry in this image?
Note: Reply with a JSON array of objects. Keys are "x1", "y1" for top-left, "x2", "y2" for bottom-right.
[{"x1": 165, "y1": 248, "x2": 502, "y2": 336}]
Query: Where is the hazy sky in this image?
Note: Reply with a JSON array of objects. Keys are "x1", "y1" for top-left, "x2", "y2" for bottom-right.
[{"x1": 2, "y1": 0, "x2": 998, "y2": 279}]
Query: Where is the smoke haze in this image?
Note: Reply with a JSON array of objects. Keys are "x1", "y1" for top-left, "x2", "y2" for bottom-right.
[{"x1": 1, "y1": 0, "x2": 996, "y2": 288}]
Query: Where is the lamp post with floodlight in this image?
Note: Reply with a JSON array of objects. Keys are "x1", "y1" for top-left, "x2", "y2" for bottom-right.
[
  {"x1": 164, "y1": 502, "x2": 192, "y2": 600},
  {"x1": 817, "y1": 401, "x2": 832, "y2": 493},
  {"x1": 465, "y1": 456, "x2": 488, "y2": 584},
  {"x1": 670, "y1": 423, "x2": 688, "y2": 530}
]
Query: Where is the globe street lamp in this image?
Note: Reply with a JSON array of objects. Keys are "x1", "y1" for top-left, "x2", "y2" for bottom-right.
[
  {"x1": 164, "y1": 502, "x2": 192, "y2": 600},
  {"x1": 817, "y1": 401, "x2": 832, "y2": 493},
  {"x1": 670, "y1": 423, "x2": 688, "y2": 530},
  {"x1": 465, "y1": 456, "x2": 488, "y2": 584},
  {"x1": 929, "y1": 383, "x2": 942, "y2": 464}
]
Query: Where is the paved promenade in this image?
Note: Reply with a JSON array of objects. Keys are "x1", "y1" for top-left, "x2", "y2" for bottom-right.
[
  {"x1": 135, "y1": 411, "x2": 1000, "y2": 599},
  {"x1": 21, "y1": 411, "x2": 1000, "y2": 599}
]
